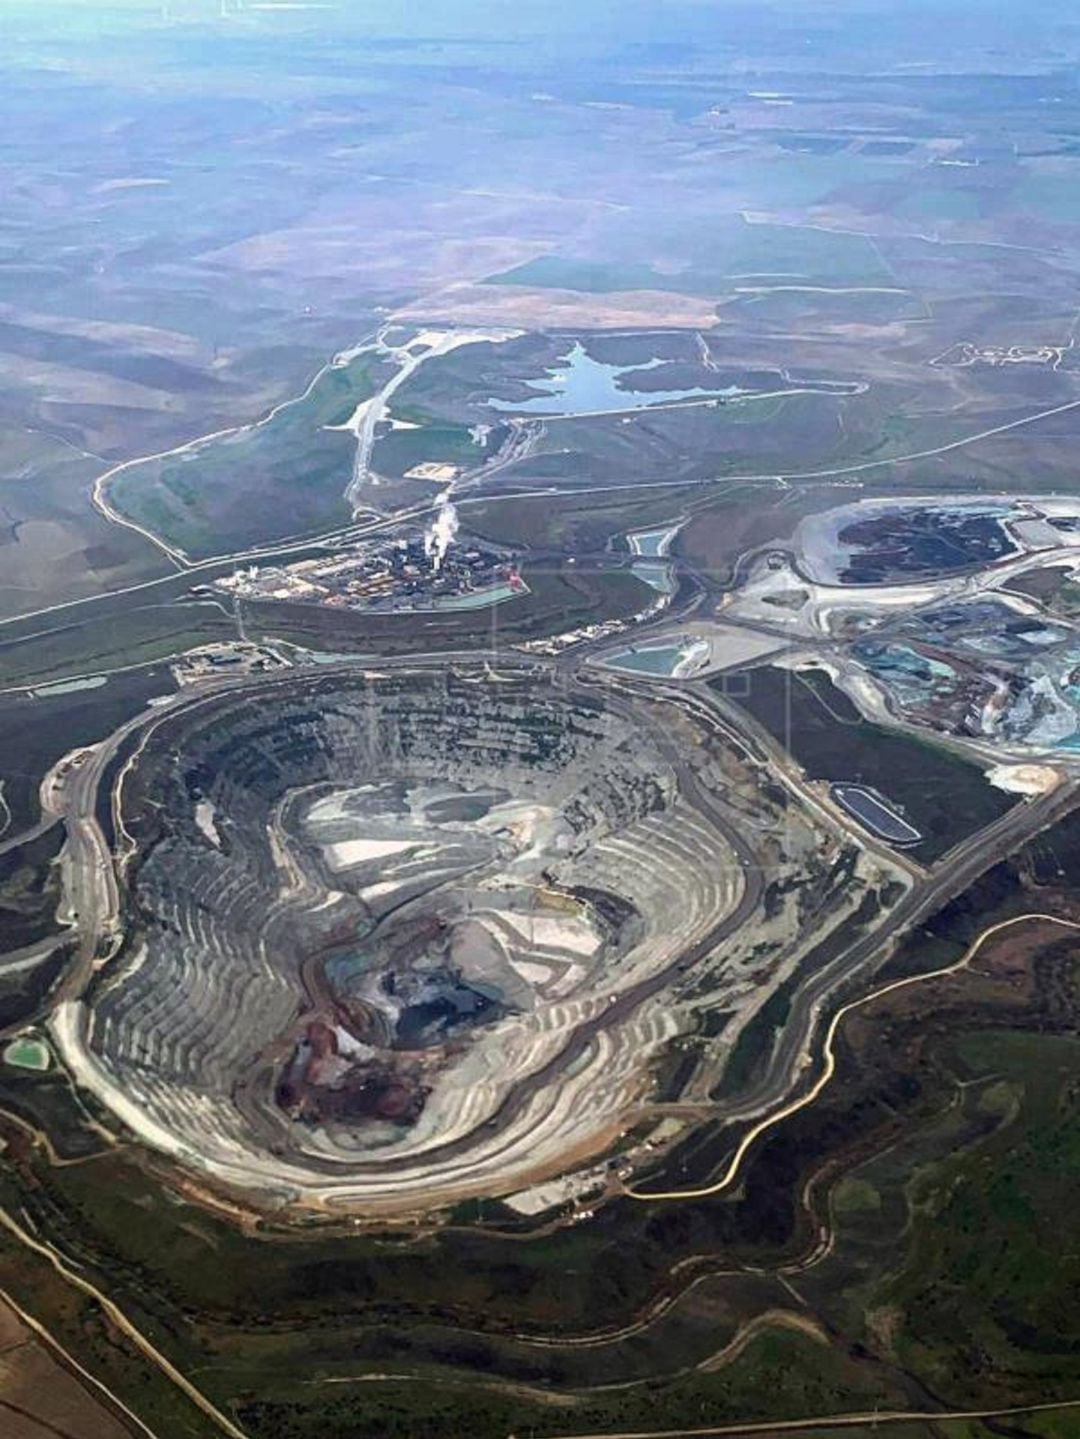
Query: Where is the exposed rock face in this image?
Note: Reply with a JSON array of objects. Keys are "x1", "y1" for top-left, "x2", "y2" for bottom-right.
[{"x1": 67, "y1": 667, "x2": 746, "y2": 1208}]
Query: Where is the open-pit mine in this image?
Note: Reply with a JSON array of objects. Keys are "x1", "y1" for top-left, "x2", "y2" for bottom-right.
[{"x1": 47, "y1": 659, "x2": 897, "y2": 1216}]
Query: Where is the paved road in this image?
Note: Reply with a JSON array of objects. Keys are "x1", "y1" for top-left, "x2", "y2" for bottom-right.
[
  {"x1": 43, "y1": 626, "x2": 1080, "y2": 1186},
  {"x1": 642, "y1": 712, "x2": 1080, "y2": 1167},
  {"x1": 547, "y1": 1394, "x2": 1080, "y2": 1439}
]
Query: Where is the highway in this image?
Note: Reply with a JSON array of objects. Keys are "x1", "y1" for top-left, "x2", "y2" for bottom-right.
[
  {"x1": 548, "y1": 1394, "x2": 1080, "y2": 1439},
  {"x1": 38, "y1": 593, "x2": 1080, "y2": 1196},
  {"x1": 7, "y1": 576, "x2": 1080, "y2": 1439},
  {"x1": 627, "y1": 736, "x2": 1080, "y2": 1194}
]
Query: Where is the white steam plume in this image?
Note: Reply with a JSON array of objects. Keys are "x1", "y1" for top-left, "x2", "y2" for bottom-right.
[{"x1": 424, "y1": 499, "x2": 459, "y2": 572}]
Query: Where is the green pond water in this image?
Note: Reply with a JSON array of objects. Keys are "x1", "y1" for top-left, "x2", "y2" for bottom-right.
[{"x1": 4, "y1": 1037, "x2": 50, "y2": 1071}]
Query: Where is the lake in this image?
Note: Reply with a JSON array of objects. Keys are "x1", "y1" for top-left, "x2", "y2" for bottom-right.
[{"x1": 490, "y1": 343, "x2": 739, "y2": 417}]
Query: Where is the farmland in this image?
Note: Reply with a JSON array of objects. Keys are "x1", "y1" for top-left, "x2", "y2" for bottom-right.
[{"x1": 5, "y1": 1, "x2": 1080, "y2": 1436}]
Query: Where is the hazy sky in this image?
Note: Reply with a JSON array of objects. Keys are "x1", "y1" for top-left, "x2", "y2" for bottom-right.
[{"x1": 9, "y1": 0, "x2": 1078, "y2": 71}]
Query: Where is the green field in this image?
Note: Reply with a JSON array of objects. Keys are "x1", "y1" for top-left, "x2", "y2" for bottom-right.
[
  {"x1": 371, "y1": 416, "x2": 485, "y2": 478},
  {"x1": 6, "y1": 893, "x2": 1080, "y2": 1437},
  {"x1": 464, "y1": 482, "x2": 703, "y2": 551},
  {"x1": 816, "y1": 1026, "x2": 1080, "y2": 1407},
  {"x1": 725, "y1": 665, "x2": 1015, "y2": 860},
  {"x1": 108, "y1": 353, "x2": 392, "y2": 559},
  {"x1": 894, "y1": 183, "x2": 985, "y2": 221},
  {"x1": 1017, "y1": 172, "x2": 1080, "y2": 222},
  {"x1": 0, "y1": 600, "x2": 238, "y2": 688}
]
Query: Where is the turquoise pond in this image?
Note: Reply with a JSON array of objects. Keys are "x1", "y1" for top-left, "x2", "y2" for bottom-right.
[
  {"x1": 628, "y1": 522, "x2": 681, "y2": 557},
  {"x1": 632, "y1": 560, "x2": 675, "y2": 593},
  {"x1": 429, "y1": 581, "x2": 520, "y2": 611},
  {"x1": 855, "y1": 642, "x2": 959, "y2": 683},
  {"x1": 604, "y1": 646, "x2": 686, "y2": 675},
  {"x1": 603, "y1": 640, "x2": 707, "y2": 676}
]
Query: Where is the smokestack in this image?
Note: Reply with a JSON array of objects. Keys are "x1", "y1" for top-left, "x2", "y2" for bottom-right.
[{"x1": 424, "y1": 499, "x2": 459, "y2": 574}]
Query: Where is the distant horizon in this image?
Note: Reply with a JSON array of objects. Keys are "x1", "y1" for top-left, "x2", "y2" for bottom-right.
[{"x1": 3, "y1": 3, "x2": 1080, "y2": 1436}]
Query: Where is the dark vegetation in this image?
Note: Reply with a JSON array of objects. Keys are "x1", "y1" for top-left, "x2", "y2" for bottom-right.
[
  {"x1": 0, "y1": 941, "x2": 70, "y2": 1032},
  {"x1": 0, "y1": 667, "x2": 174, "y2": 834},
  {"x1": 725, "y1": 665, "x2": 1015, "y2": 860},
  {"x1": 4, "y1": 811, "x2": 1080, "y2": 1433},
  {"x1": 0, "y1": 601, "x2": 237, "y2": 689},
  {"x1": 0, "y1": 824, "x2": 65, "y2": 953}
]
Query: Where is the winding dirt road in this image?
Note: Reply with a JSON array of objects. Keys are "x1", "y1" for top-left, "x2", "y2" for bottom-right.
[{"x1": 626, "y1": 911, "x2": 1080, "y2": 1202}]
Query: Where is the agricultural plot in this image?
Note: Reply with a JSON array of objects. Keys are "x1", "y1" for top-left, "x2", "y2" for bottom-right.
[
  {"x1": 0, "y1": 426, "x2": 168, "y2": 620},
  {"x1": 487, "y1": 217, "x2": 895, "y2": 295},
  {"x1": 9, "y1": 7, "x2": 1080, "y2": 1439},
  {"x1": 0, "y1": 1295, "x2": 131, "y2": 1439}
]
